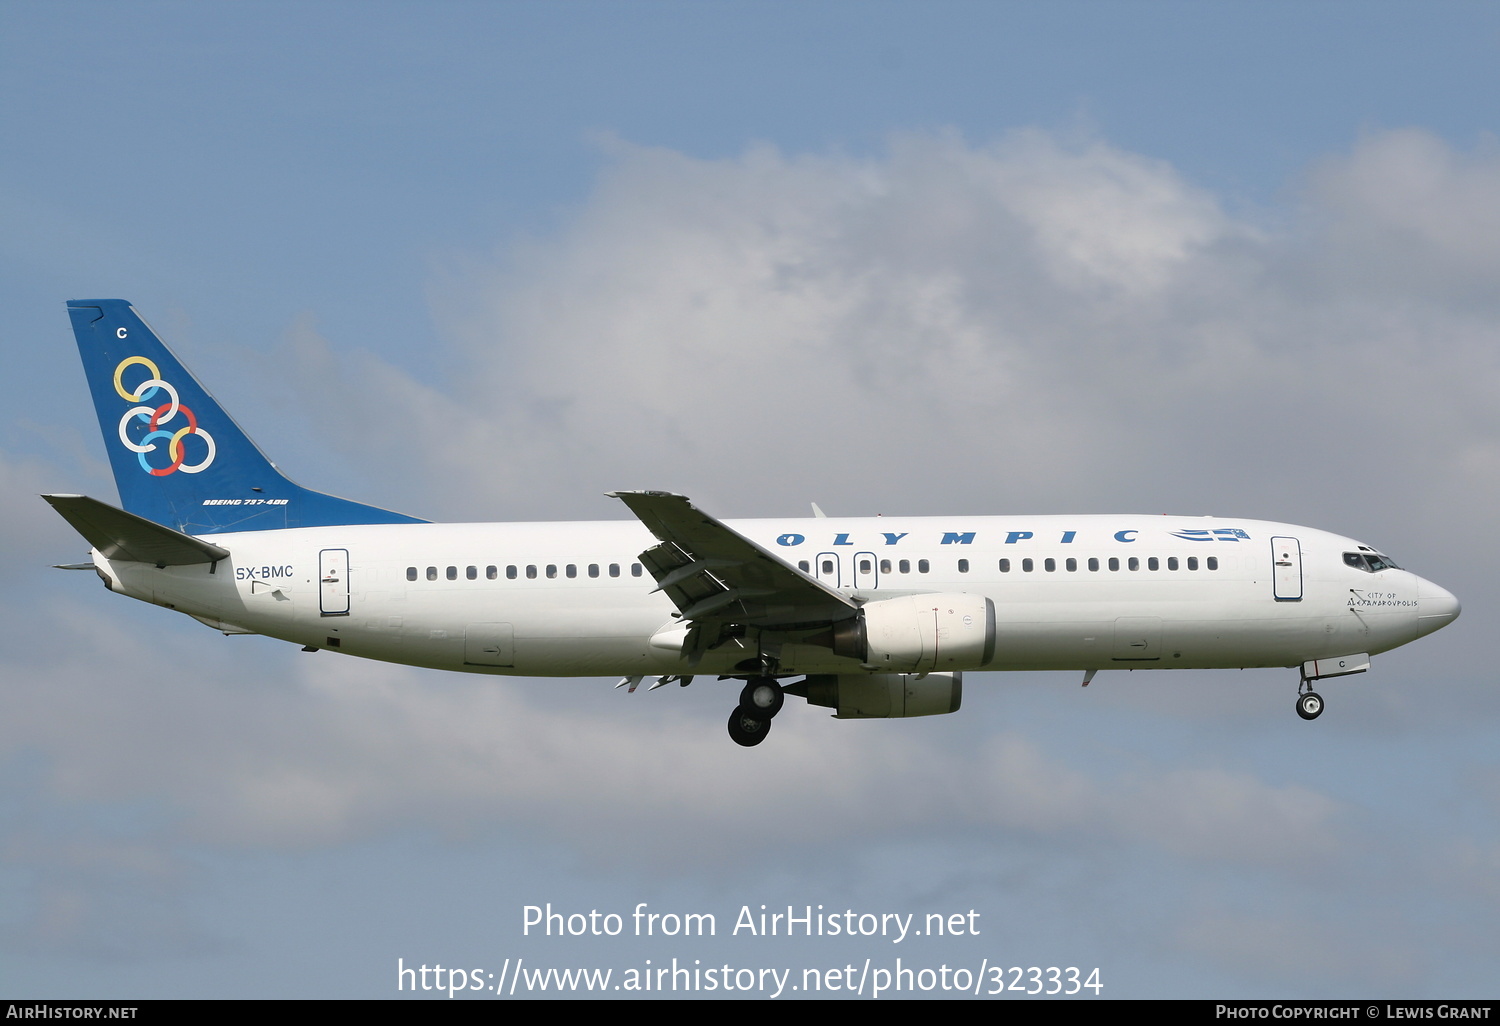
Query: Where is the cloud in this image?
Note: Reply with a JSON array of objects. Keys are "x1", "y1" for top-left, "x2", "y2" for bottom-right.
[
  {"x1": 0, "y1": 615, "x2": 1349, "y2": 873},
  {"x1": 1305, "y1": 128, "x2": 1500, "y2": 298},
  {"x1": 1178, "y1": 905, "x2": 1423, "y2": 993},
  {"x1": 432, "y1": 130, "x2": 1249, "y2": 518},
  {"x1": 242, "y1": 125, "x2": 1497, "y2": 619},
  {"x1": 10, "y1": 126, "x2": 1499, "y2": 990},
  {"x1": 1112, "y1": 765, "x2": 1342, "y2": 864},
  {"x1": 15, "y1": 124, "x2": 1494, "y2": 858},
  {"x1": 0, "y1": 451, "x2": 89, "y2": 572}
]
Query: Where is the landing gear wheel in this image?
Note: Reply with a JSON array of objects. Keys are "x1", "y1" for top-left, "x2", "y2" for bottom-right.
[
  {"x1": 1296, "y1": 691, "x2": 1324, "y2": 720},
  {"x1": 728, "y1": 706, "x2": 772, "y2": 747},
  {"x1": 739, "y1": 678, "x2": 784, "y2": 719}
]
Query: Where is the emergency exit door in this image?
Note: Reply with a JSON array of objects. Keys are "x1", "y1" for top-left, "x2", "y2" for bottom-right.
[{"x1": 814, "y1": 552, "x2": 841, "y2": 587}]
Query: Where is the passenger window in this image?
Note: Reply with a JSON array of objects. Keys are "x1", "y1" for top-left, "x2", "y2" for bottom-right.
[
  {"x1": 1207, "y1": 556, "x2": 1219, "y2": 571},
  {"x1": 546, "y1": 565, "x2": 557, "y2": 579},
  {"x1": 406, "y1": 567, "x2": 417, "y2": 581},
  {"x1": 880, "y1": 559, "x2": 892, "y2": 574},
  {"x1": 918, "y1": 559, "x2": 930, "y2": 573},
  {"x1": 821, "y1": 559, "x2": 834, "y2": 574},
  {"x1": 526, "y1": 565, "x2": 537, "y2": 579},
  {"x1": 466, "y1": 566, "x2": 477, "y2": 580},
  {"x1": 1044, "y1": 558, "x2": 1056, "y2": 572},
  {"x1": 1128, "y1": 557, "x2": 1139, "y2": 571},
  {"x1": 899, "y1": 560, "x2": 910, "y2": 573},
  {"x1": 1022, "y1": 558, "x2": 1034, "y2": 572},
  {"x1": 632, "y1": 563, "x2": 643, "y2": 577},
  {"x1": 588, "y1": 564, "x2": 599, "y2": 578},
  {"x1": 609, "y1": 563, "x2": 620, "y2": 578},
  {"x1": 507, "y1": 565, "x2": 518, "y2": 579},
  {"x1": 1108, "y1": 558, "x2": 1120, "y2": 571},
  {"x1": 1148, "y1": 557, "x2": 1159, "y2": 571},
  {"x1": 999, "y1": 558, "x2": 1011, "y2": 572},
  {"x1": 798, "y1": 560, "x2": 810, "y2": 572},
  {"x1": 1167, "y1": 557, "x2": 1178, "y2": 571},
  {"x1": 1088, "y1": 558, "x2": 1099, "y2": 571},
  {"x1": 956, "y1": 559, "x2": 968, "y2": 573},
  {"x1": 427, "y1": 566, "x2": 437, "y2": 581},
  {"x1": 566, "y1": 564, "x2": 577, "y2": 578},
  {"x1": 446, "y1": 566, "x2": 457, "y2": 580},
  {"x1": 487, "y1": 565, "x2": 497, "y2": 580},
  {"x1": 1066, "y1": 557, "x2": 1077, "y2": 572},
  {"x1": 1187, "y1": 556, "x2": 1198, "y2": 570}
]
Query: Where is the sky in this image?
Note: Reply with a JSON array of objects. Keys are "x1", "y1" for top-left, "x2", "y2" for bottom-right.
[{"x1": 2, "y1": 0, "x2": 1499, "y2": 1000}]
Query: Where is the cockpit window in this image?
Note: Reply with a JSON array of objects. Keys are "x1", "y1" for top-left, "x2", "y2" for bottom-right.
[{"x1": 1344, "y1": 551, "x2": 1401, "y2": 573}]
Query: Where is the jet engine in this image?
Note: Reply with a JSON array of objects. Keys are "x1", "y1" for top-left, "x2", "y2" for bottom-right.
[
  {"x1": 829, "y1": 593, "x2": 995, "y2": 672},
  {"x1": 795, "y1": 671, "x2": 963, "y2": 718}
]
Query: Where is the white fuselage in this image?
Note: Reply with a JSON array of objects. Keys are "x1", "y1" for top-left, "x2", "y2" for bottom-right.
[{"x1": 93, "y1": 513, "x2": 1450, "y2": 679}]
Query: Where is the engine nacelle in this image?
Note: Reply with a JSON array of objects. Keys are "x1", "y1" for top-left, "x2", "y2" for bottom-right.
[
  {"x1": 798, "y1": 672, "x2": 963, "y2": 719},
  {"x1": 831, "y1": 593, "x2": 995, "y2": 672}
]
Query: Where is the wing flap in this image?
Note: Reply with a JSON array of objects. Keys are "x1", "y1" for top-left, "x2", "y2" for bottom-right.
[
  {"x1": 610, "y1": 491, "x2": 856, "y2": 628},
  {"x1": 42, "y1": 494, "x2": 230, "y2": 565}
]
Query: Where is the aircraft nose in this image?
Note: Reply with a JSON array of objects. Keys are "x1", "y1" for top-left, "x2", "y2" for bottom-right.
[{"x1": 1416, "y1": 577, "x2": 1461, "y2": 637}]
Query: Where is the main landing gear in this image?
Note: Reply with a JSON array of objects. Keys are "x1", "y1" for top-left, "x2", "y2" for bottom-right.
[
  {"x1": 1296, "y1": 682, "x2": 1324, "y2": 721},
  {"x1": 727, "y1": 676, "x2": 784, "y2": 747}
]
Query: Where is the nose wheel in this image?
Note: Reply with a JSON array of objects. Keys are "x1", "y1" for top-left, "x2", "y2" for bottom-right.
[{"x1": 1296, "y1": 690, "x2": 1323, "y2": 720}]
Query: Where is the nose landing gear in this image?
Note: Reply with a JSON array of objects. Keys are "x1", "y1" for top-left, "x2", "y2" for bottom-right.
[{"x1": 1296, "y1": 686, "x2": 1323, "y2": 721}]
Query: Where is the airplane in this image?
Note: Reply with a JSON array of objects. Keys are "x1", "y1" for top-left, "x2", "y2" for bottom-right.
[{"x1": 45, "y1": 299, "x2": 1462, "y2": 747}]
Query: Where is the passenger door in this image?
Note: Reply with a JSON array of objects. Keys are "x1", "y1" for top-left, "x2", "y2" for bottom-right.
[
  {"x1": 319, "y1": 548, "x2": 350, "y2": 616},
  {"x1": 1271, "y1": 536, "x2": 1303, "y2": 601}
]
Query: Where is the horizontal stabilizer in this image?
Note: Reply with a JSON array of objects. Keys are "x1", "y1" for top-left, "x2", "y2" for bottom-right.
[{"x1": 42, "y1": 494, "x2": 229, "y2": 566}]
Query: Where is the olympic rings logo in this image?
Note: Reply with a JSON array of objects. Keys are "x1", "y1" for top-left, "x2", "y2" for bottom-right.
[{"x1": 113, "y1": 356, "x2": 217, "y2": 476}]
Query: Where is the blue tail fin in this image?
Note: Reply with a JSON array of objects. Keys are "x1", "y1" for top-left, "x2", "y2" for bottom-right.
[{"x1": 68, "y1": 299, "x2": 427, "y2": 534}]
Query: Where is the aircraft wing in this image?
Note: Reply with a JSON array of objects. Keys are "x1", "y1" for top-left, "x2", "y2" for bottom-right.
[{"x1": 609, "y1": 491, "x2": 857, "y2": 632}]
